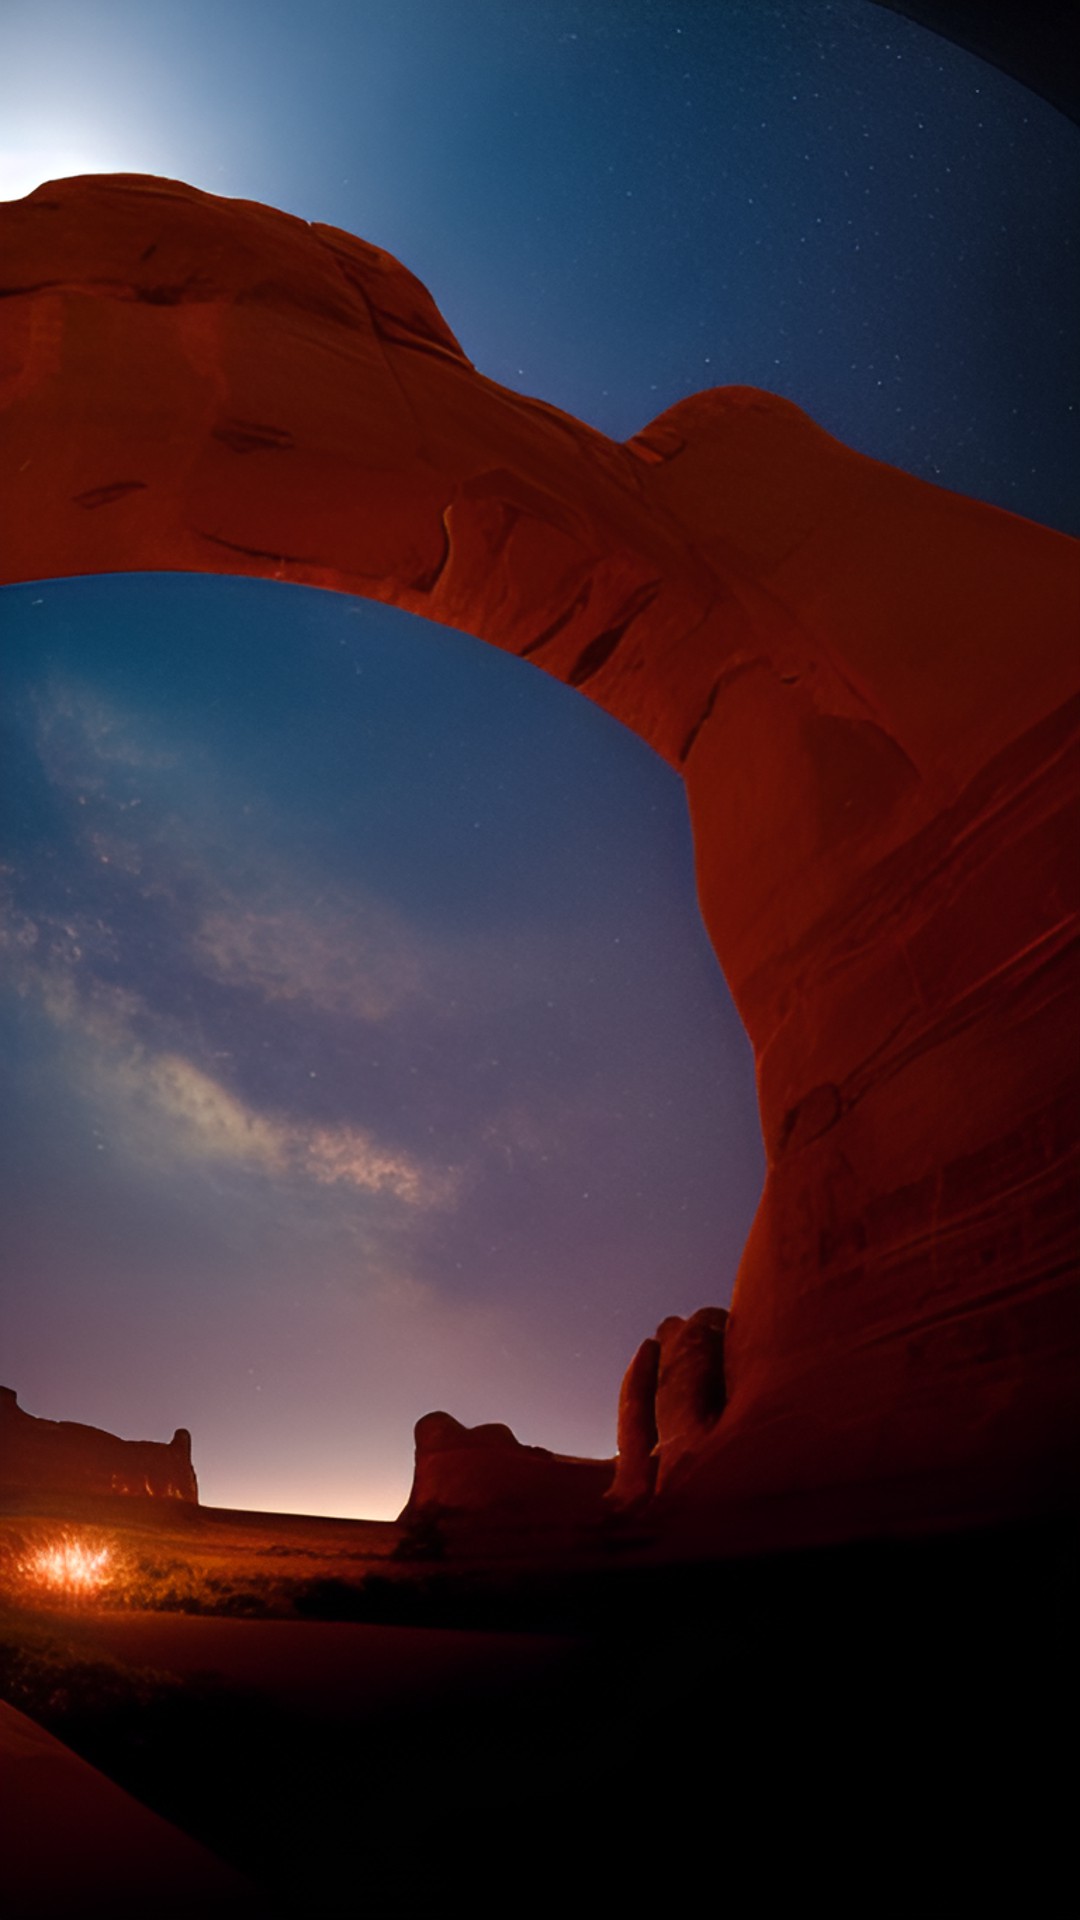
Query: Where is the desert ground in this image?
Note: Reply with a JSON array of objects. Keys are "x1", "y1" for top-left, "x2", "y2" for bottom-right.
[{"x1": 0, "y1": 1490, "x2": 1072, "y2": 1916}]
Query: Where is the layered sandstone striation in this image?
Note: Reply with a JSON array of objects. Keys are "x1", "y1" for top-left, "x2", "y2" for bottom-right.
[
  {"x1": 2, "y1": 176, "x2": 1077, "y2": 1551},
  {"x1": 0, "y1": 1386, "x2": 198, "y2": 1502}
]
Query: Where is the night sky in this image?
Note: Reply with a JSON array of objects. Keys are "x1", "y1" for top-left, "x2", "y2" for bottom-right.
[{"x1": 2, "y1": 2, "x2": 1077, "y2": 1517}]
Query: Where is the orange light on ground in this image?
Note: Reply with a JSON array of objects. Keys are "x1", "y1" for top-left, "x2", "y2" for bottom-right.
[{"x1": 22, "y1": 1536, "x2": 114, "y2": 1602}]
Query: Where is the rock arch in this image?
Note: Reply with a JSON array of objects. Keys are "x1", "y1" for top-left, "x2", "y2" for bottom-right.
[{"x1": 2, "y1": 175, "x2": 1077, "y2": 1550}]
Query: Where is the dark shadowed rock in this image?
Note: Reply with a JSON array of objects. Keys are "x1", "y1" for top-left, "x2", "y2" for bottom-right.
[
  {"x1": 0, "y1": 1698, "x2": 261, "y2": 1914},
  {"x1": 878, "y1": 2, "x2": 1080, "y2": 129},
  {"x1": 655, "y1": 1308, "x2": 730, "y2": 1456},
  {"x1": 608, "y1": 1336, "x2": 661, "y2": 1508},
  {"x1": 0, "y1": 1386, "x2": 199, "y2": 1502}
]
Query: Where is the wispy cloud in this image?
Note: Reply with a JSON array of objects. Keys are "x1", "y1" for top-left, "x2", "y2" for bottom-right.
[
  {"x1": 109, "y1": 1050, "x2": 446, "y2": 1204},
  {"x1": 0, "y1": 918, "x2": 451, "y2": 1208},
  {"x1": 23, "y1": 678, "x2": 422, "y2": 1021},
  {"x1": 4, "y1": 675, "x2": 624, "y2": 1253},
  {"x1": 32, "y1": 678, "x2": 179, "y2": 794},
  {"x1": 1, "y1": 681, "x2": 453, "y2": 1211},
  {"x1": 192, "y1": 897, "x2": 419, "y2": 1023}
]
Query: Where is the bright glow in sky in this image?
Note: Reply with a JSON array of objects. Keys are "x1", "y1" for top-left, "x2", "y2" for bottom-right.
[{"x1": 1, "y1": 145, "x2": 137, "y2": 201}]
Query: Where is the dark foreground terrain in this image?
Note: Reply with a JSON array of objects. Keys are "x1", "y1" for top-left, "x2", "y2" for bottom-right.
[{"x1": 1, "y1": 1495, "x2": 1073, "y2": 1916}]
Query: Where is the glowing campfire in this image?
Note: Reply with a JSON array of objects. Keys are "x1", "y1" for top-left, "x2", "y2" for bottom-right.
[{"x1": 22, "y1": 1535, "x2": 114, "y2": 1601}]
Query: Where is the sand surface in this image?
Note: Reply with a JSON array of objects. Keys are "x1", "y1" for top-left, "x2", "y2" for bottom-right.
[{"x1": 64, "y1": 1606, "x2": 581, "y2": 1720}]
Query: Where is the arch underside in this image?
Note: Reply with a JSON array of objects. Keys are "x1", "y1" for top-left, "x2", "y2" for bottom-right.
[{"x1": 2, "y1": 175, "x2": 1077, "y2": 1550}]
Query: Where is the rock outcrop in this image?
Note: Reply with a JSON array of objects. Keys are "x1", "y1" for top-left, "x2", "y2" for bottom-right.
[
  {"x1": 609, "y1": 1308, "x2": 730, "y2": 1507},
  {"x1": 609, "y1": 1335, "x2": 661, "y2": 1508},
  {"x1": 654, "y1": 1308, "x2": 729, "y2": 1455},
  {"x1": 0, "y1": 1386, "x2": 198, "y2": 1502},
  {"x1": 401, "y1": 1411, "x2": 613, "y2": 1523},
  {"x1": 2, "y1": 176, "x2": 1077, "y2": 1553}
]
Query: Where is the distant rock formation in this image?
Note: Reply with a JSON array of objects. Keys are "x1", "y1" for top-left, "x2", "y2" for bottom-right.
[
  {"x1": 401, "y1": 1411, "x2": 612, "y2": 1523},
  {"x1": 0, "y1": 1387, "x2": 198, "y2": 1503},
  {"x1": 3, "y1": 176, "x2": 1077, "y2": 1552},
  {"x1": 406, "y1": 1305, "x2": 730, "y2": 1526},
  {"x1": 610, "y1": 1308, "x2": 730, "y2": 1508}
]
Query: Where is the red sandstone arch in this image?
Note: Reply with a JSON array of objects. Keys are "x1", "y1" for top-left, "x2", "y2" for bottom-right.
[{"x1": 2, "y1": 176, "x2": 1077, "y2": 1550}]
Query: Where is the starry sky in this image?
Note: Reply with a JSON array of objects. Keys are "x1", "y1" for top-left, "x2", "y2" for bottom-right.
[{"x1": 1, "y1": 2, "x2": 1077, "y2": 1517}]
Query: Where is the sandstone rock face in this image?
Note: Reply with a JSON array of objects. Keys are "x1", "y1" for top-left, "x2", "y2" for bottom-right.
[
  {"x1": 2, "y1": 176, "x2": 1077, "y2": 1552},
  {"x1": 609, "y1": 1310, "x2": 729, "y2": 1508},
  {"x1": 654, "y1": 1308, "x2": 729, "y2": 1457},
  {"x1": 0, "y1": 1386, "x2": 198, "y2": 1503},
  {"x1": 402, "y1": 1411, "x2": 613, "y2": 1520}
]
